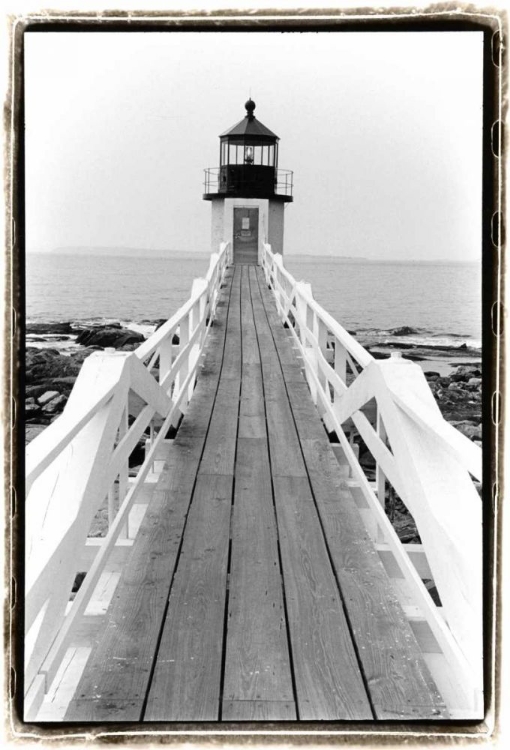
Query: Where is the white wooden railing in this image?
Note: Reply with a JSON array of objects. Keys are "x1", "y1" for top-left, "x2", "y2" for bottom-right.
[
  {"x1": 25, "y1": 242, "x2": 232, "y2": 712},
  {"x1": 262, "y1": 243, "x2": 483, "y2": 715}
]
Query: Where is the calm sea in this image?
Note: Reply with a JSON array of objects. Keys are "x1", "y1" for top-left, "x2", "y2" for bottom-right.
[{"x1": 26, "y1": 252, "x2": 482, "y2": 349}]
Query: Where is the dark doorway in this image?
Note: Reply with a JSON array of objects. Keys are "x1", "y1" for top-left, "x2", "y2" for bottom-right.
[{"x1": 233, "y1": 207, "x2": 259, "y2": 265}]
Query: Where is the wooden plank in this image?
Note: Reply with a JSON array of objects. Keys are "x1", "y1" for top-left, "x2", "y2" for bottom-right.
[
  {"x1": 238, "y1": 370, "x2": 266, "y2": 439},
  {"x1": 265, "y1": 397, "x2": 308, "y2": 478},
  {"x1": 197, "y1": 267, "x2": 241, "y2": 475},
  {"x1": 298, "y1": 438, "x2": 448, "y2": 720},
  {"x1": 222, "y1": 700, "x2": 297, "y2": 721},
  {"x1": 66, "y1": 698, "x2": 144, "y2": 723},
  {"x1": 144, "y1": 474, "x2": 233, "y2": 721},
  {"x1": 199, "y1": 385, "x2": 240, "y2": 476},
  {"x1": 273, "y1": 475, "x2": 372, "y2": 720},
  {"x1": 240, "y1": 264, "x2": 261, "y2": 365},
  {"x1": 286, "y1": 380, "x2": 328, "y2": 440},
  {"x1": 223, "y1": 439, "x2": 294, "y2": 708},
  {"x1": 221, "y1": 267, "x2": 242, "y2": 381}
]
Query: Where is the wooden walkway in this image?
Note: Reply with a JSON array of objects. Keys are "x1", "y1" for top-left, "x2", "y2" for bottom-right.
[{"x1": 65, "y1": 266, "x2": 447, "y2": 723}]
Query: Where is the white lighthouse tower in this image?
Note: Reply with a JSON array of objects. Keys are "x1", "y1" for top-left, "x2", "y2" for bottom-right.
[{"x1": 203, "y1": 99, "x2": 293, "y2": 264}]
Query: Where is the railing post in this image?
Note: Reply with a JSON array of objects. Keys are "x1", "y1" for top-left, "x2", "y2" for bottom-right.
[
  {"x1": 317, "y1": 319, "x2": 329, "y2": 394},
  {"x1": 334, "y1": 340, "x2": 347, "y2": 386},
  {"x1": 375, "y1": 407, "x2": 386, "y2": 543},
  {"x1": 159, "y1": 336, "x2": 173, "y2": 393}
]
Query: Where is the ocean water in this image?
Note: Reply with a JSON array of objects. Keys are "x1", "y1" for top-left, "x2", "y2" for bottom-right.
[{"x1": 26, "y1": 252, "x2": 481, "y2": 349}]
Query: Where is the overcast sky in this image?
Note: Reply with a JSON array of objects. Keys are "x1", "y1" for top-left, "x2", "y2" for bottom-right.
[{"x1": 25, "y1": 30, "x2": 483, "y2": 260}]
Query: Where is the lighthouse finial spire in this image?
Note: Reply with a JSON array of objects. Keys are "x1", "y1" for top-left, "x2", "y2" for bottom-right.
[{"x1": 245, "y1": 97, "x2": 256, "y2": 119}]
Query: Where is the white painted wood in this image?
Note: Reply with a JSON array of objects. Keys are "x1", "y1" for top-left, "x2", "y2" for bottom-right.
[
  {"x1": 129, "y1": 355, "x2": 172, "y2": 418},
  {"x1": 374, "y1": 360, "x2": 483, "y2": 692},
  {"x1": 25, "y1": 355, "x2": 131, "y2": 689},
  {"x1": 390, "y1": 387, "x2": 482, "y2": 481},
  {"x1": 38, "y1": 365, "x2": 199, "y2": 690},
  {"x1": 375, "y1": 410, "x2": 387, "y2": 543},
  {"x1": 25, "y1": 381, "x2": 118, "y2": 492}
]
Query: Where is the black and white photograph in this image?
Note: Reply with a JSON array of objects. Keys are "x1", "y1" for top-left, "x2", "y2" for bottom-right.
[{"x1": 17, "y1": 15, "x2": 494, "y2": 732}]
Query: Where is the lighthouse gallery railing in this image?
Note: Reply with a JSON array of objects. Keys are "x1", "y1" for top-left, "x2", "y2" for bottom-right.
[
  {"x1": 261, "y1": 243, "x2": 483, "y2": 715},
  {"x1": 24, "y1": 242, "x2": 232, "y2": 714}
]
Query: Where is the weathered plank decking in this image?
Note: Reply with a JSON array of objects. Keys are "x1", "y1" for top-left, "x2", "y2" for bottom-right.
[{"x1": 64, "y1": 265, "x2": 447, "y2": 722}]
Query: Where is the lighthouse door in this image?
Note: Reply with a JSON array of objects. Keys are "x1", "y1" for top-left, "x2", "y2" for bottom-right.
[{"x1": 233, "y1": 207, "x2": 259, "y2": 265}]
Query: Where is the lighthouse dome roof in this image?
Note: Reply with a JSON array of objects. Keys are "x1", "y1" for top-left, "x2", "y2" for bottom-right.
[{"x1": 220, "y1": 100, "x2": 279, "y2": 140}]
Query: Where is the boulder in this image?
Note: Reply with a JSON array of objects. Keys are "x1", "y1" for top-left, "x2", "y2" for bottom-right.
[
  {"x1": 468, "y1": 377, "x2": 482, "y2": 386},
  {"x1": 75, "y1": 326, "x2": 145, "y2": 349},
  {"x1": 27, "y1": 352, "x2": 83, "y2": 384},
  {"x1": 42, "y1": 394, "x2": 67, "y2": 414},
  {"x1": 38, "y1": 390, "x2": 60, "y2": 405}
]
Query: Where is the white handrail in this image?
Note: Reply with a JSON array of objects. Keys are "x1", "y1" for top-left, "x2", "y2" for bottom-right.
[
  {"x1": 25, "y1": 242, "x2": 232, "y2": 705},
  {"x1": 261, "y1": 242, "x2": 483, "y2": 713}
]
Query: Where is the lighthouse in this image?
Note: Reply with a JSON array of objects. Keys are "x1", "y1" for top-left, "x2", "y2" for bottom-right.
[{"x1": 203, "y1": 99, "x2": 293, "y2": 264}]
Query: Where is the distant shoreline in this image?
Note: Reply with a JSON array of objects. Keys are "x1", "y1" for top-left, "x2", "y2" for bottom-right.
[{"x1": 27, "y1": 248, "x2": 480, "y2": 264}]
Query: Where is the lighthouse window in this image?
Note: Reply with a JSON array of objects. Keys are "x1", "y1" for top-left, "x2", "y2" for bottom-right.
[
  {"x1": 253, "y1": 146, "x2": 263, "y2": 165},
  {"x1": 229, "y1": 143, "x2": 245, "y2": 164}
]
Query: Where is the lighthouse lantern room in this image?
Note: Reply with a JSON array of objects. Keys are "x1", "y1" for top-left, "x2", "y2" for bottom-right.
[{"x1": 203, "y1": 99, "x2": 293, "y2": 264}]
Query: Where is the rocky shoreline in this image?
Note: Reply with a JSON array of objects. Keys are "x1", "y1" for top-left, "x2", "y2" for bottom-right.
[
  {"x1": 25, "y1": 321, "x2": 157, "y2": 443},
  {"x1": 25, "y1": 320, "x2": 482, "y2": 442}
]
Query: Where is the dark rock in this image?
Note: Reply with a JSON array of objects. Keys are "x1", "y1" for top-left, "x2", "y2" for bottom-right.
[
  {"x1": 26, "y1": 322, "x2": 75, "y2": 335},
  {"x1": 154, "y1": 319, "x2": 168, "y2": 331},
  {"x1": 51, "y1": 376, "x2": 79, "y2": 386},
  {"x1": 367, "y1": 350, "x2": 390, "y2": 360},
  {"x1": 424, "y1": 371, "x2": 440, "y2": 379},
  {"x1": 75, "y1": 326, "x2": 145, "y2": 349},
  {"x1": 26, "y1": 384, "x2": 53, "y2": 399},
  {"x1": 388, "y1": 326, "x2": 419, "y2": 336},
  {"x1": 26, "y1": 348, "x2": 84, "y2": 384},
  {"x1": 388, "y1": 342, "x2": 415, "y2": 349}
]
